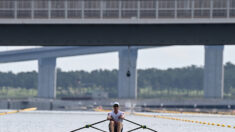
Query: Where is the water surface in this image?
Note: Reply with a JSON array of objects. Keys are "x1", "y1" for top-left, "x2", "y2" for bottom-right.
[{"x1": 0, "y1": 110, "x2": 234, "y2": 132}]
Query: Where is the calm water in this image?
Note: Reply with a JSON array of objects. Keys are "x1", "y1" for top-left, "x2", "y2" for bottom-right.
[{"x1": 0, "y1": 110, "x2": 234, "y2": 132}]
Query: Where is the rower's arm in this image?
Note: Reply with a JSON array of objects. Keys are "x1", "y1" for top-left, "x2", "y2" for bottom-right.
[
  {"x1": 107, "y1": 113, "x2": 112, "y2": 120},
  {"x1": 119, "y1": 113, "x2": 125, "y2": 119}
]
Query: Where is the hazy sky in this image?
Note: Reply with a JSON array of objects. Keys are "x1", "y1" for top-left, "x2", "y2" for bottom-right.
[{"x1": 0, "y1": 46, "x2": 235, "y2": 73}]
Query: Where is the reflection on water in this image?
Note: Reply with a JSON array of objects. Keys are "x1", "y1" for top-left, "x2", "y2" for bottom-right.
[{"x1": 0, "y1": 111, "x2": 234, "y2": 132}]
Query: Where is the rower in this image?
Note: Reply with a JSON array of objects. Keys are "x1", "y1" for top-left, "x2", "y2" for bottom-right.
[{"x1": 107, "y1": 102, "x2": 124, "y2": 132}]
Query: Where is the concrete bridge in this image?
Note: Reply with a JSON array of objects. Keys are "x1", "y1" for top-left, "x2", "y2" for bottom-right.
[
  {"x1": 0, "y1": 0, "x2": 235, "y2": 45},
  {"x1": 0, "y1": 0, "x2": 231, "y2": 99},
  {"x1": 0, "y1": 46, "x2": 224, "y2": 99},
  {"x1": 0, "y1": 46, "x2": 146, "y2": 99}
]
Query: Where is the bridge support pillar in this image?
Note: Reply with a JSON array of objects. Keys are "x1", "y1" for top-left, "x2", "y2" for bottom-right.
[
  {"x1": 118, "y1": 48, "x2": 138, "y2": 99},
  {"x1": 204, "y1": 46, "x2": 224, "y2": 99},
  {"x1": 38, "y1": 57, "x2": 57, "y2": 99}
]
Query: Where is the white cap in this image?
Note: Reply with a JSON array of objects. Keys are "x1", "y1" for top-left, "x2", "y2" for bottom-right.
[{"x1": 113, "y1": 102, "x2": 119, "y2": 106}]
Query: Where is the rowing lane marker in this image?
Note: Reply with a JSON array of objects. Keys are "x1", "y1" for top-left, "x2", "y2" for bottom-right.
[
  {"x1": 133, "y1": 112, "x2": 235, "y2": 130},
  {"x1": 0, "y1": 107, "x2": 37, "y2": 116},
  {"x1": 94, "y1": 108, "x2": 235, "y2": 130}
]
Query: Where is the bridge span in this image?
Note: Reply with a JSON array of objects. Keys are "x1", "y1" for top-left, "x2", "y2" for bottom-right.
[
  {"x1": 0, "y1": 46, "x2": 148, "y2": 99},
  {"x1": 0, "y1": 46, "x2": 225, "y2": 99},
  {"x1": 0, "y1": 0, "x2": 235, "y2": 45}
]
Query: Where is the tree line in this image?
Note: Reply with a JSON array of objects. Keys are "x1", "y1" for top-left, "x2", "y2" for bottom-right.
[{"x1": 0, "y1": 62, "x2": 235, "y2": 98}]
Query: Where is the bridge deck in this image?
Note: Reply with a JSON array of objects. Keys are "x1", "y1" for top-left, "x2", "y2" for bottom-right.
[{"x1": 0, "y1": 0, "x2": 235, "y2": 24}]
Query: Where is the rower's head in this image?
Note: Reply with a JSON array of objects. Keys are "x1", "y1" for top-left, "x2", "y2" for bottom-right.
[{"x1": 113, "y1": 102, "x2": 119, "y2": 111}]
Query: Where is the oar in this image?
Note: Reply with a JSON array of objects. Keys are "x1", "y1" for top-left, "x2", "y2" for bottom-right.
[
  {"x1": 90, "y1": 119, "x2": 108, "y2": 126},
  {"x1": 124, "y1": 119, "x2": 158, "y2": 132},
  {"x1": 127, "y1": 127, "x2": 158, "y2": 132},
  {"x1": 146, "y1": 127, "x2": 158, "y2": 132},
  {"x1": 124, "y1": 119, "x2": 142, "y2": 127},
  {"x1": 70, "y1": 119, "x2": 107, "y2": 132},
  {"x1": 127, "y1": 127, "x2": 142, "y2": 132},
  {"x1": 91, "y1": 126, "x2": 107, "y2": 132},
  {"x1": 70, "y1": 126, "x2": 86, "y2": 132}
]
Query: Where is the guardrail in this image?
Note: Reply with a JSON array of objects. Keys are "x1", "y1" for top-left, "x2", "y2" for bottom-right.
[{"x1": 0, "y1": 0, "x2": 234, "y2": 20}]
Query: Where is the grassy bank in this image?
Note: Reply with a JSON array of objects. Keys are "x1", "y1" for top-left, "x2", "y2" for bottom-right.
[
  {"x1": 1, "y1": 87, "x2": 235, "y2": 99},
  {"x1": 0, "y1": 87, "x2": 37, "y2": 99}
]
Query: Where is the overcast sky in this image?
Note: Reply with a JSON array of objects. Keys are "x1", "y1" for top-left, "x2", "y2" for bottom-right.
[{"x1": 0, "y1": 46, "x2": 234, "y2": 73}]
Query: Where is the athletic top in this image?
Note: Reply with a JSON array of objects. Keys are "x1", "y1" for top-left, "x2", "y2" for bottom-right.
[{"x1": 108, "y1": 110, "x2": 124, "y2": 122}]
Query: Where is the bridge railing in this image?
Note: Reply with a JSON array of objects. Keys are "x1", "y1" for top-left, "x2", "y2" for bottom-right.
[{"x1": 0, "y1": 0, "x2": 234, "y2": 19}]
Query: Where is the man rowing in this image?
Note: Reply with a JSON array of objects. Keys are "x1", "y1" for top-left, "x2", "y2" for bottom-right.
[{"x1": 107, "y1": 102, "x2": 125, "y2": 132}]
